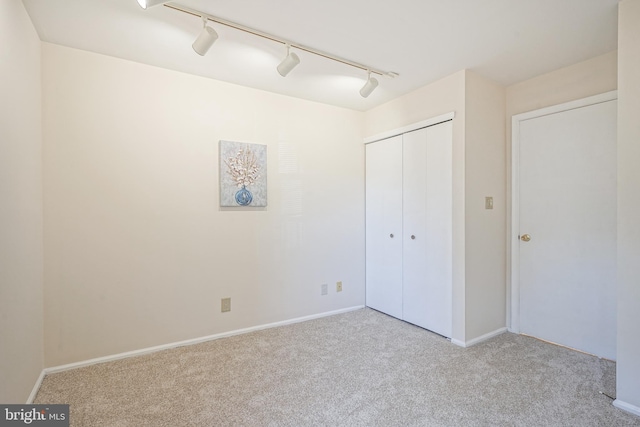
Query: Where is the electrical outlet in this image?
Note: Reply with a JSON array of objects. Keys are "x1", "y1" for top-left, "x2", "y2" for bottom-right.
[
  {"x1": 336, "y1": 281, "x2": 343, "y2": 292},
  {"x1": 321, "y1": 284, "x2": 328, "y2": 295},
  {"x1": 221, "y1": 297, "x2": 231, "y2": 313}
]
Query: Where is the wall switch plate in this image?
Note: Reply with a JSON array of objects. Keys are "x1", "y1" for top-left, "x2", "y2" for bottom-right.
[
  {"x1": 321, "y1": 284, "x2": 328, "y2": 295},
  {"x1": 221, "y1": 297, "x2": 231, "y2": 312},
  {"x1": 485, "y1": 196, "x2": 493, "y2": 210},
  {"x1": 336, "y1": 281, "x2": 343, "y2": 292}
]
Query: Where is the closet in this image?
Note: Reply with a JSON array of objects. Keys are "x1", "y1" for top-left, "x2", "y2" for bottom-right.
[{"x1": 365, "y1": 119, "x2": 453, "y2": 338}]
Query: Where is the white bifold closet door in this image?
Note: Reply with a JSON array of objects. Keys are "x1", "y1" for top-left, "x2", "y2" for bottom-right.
[
  {"x1": 402, "y1": 123, "x2": 453, "y2": 337},
  {"x1": 365, "y1": 121, "x2": 453, "y2": 338},
  {"x1": 365, "y1": 135, "x2": 403, "y2": 319}
]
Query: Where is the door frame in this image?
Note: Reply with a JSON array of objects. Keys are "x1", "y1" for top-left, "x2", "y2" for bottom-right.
[
  {"x1": 508, "y1": 90, "x2": 617, "y2": 333},
  {"x1": 363, "y1": 112, "x2": 455, "y2": 144}
]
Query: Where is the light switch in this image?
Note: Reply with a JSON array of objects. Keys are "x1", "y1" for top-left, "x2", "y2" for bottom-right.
[{"x1": 485, "y1": 197, "x2": 493, "y2": 210}]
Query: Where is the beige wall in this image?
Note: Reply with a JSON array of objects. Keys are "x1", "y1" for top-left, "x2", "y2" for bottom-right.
[
  {"x1": 616, "y1": 0, "x2": 640, "y2": 412},
  {"x1": 506, "y1": 51, "x2": 618, "y2": 119},
  {"x1": 363, "y1": 71, "x2": 468, "y2": 343},
  {"x1": 464, "y1": 71, "x2": 506, "y2": 340},
  {"x1": 42, "y1": 44, "x2": 365, "y2": 367},
  {"x1": 0, "y1": 0, "x2": 44, "y2": 403},
  {"x1": 364, "y1": 70, "x2": 507, "y2": 345},
  {"x1": 363, "y1": 71, "x2": 466, "y2": 138}
]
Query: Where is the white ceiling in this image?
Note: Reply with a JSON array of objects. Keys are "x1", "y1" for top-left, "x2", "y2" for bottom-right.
[{"x1": 22, "y1": 0, "x2": 619, "y2": 111}]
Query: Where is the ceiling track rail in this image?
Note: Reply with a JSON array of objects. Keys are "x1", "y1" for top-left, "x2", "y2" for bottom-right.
[{"x1": 163, "y1": 3, "x2": 398, "y2": 78}]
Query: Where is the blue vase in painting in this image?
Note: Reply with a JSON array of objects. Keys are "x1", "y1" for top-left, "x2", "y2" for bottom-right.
[{"x1": 235, "y1": 186, "x2": 253, "y2": 206}]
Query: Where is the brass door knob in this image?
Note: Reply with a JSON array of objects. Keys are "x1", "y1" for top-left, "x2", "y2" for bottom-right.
[{"x1": 520, "y1": 234, "x2": 531, "y2": 242}]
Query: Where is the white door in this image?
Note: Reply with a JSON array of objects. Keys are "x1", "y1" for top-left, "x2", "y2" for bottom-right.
[
  {"x1": 403, "y1": 122, "x2": 453, "y2": 337},
  {"x1": 517, "y1": 98, "x2": 617, "y2": 360},
  {"x1": 365, "y1": 135, "x2": 403, "y2": 319},
  {"x1": 402, "y1": 122, "x2": 453, "y2": 337}
]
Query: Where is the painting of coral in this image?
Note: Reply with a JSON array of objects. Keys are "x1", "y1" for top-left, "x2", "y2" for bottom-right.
[{"x1": 219, "y1": 141, "x2": 267, "y2": 207}]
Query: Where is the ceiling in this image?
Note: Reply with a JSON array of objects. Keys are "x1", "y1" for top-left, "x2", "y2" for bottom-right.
[{"x1": 22, "y1": 0, "x2": 619, "y2": 111}]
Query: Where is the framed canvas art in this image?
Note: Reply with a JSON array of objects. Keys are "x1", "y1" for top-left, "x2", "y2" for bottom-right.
[{"x1": 219, "y1": 140, "x2": 267, "y2": 207}]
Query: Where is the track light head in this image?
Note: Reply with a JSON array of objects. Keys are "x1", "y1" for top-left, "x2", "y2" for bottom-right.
[
  {"x1": 277, "y1": 45, "x2": 300, "y2": 77},
  {"x1": 136, "y1": 0, "x2": 168, "y2": 9},
  {"x1": 192, "y1": 17, "x2": 218, "y2": 56},
  {"x1": 359, "y1": 72, "x2": 379, "y2": 98}
]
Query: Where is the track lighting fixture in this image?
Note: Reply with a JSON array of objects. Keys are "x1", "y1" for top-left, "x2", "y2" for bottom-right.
[
  {"x1": 136, "y1": 0, "x2": 168, "y2": 9},
  {"x1": 192, "y1": 16, "x2": 218, "y2": 56},
  {"x1": 138, "y1": 2, "x2": 398, "y2": 98},
  {"x1": 359, "y1": 71, "x2": 379, "y2": 98},
  {"x1": 277, "y1": 45, "x2": 300, "y2": 77}
]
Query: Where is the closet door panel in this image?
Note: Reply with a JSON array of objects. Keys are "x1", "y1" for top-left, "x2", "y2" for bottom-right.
[
  {"x1": 402, "y1": 122, "x2": 453, "y2": 337},
  {"x1": 365, "y1": 136, "x2": 403, "y2": 319},
  {"x1": 401, "y1": 128, "x2": 429, "y2": 328}
]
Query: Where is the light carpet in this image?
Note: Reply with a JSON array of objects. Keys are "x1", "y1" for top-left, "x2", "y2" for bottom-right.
[{"x1": 35, "y1": 308, "x2": 640, "y2": 426}]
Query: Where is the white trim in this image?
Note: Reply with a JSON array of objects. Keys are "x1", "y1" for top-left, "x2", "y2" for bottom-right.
[
  {"x1": 509, "y1": 90, "x2": 617, "y2": 333},
  {"x1": 26, "y1": 369, "x2": 46, "y2": 404},
  {"x1": 363, "y1": 112, "x2": 455, "y2": 144},
  {"x1": 451, "y1": 338, "x2": 465, "y2": 347},
  {"x1": 509, "y1": 112, "x2": 521, "y2": 333},
  {"x1": 451, "y1": 327, "x2": 508, "y2": 348},
  {"x1": 613, "y1": 399, "x2": 640, "y2": 418},
  {"x1": 43, "y1": 306, "x2": 364, "y2": 375},
  {"x1": 512, "y1": 91, "x2": 617, "y2": 123}
]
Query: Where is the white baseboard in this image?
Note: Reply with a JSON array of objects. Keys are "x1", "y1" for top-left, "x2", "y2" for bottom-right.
[
  {"x1": 26, "y1": 369, "x2": 46, "y2": 404},
  {"x1": 451, "y1": 327, "x2": 508, "y2": 348},
  {"x1": 613, "y1": 399, "x2": 640, "y2": 417},
  {"x1": 43, "y1": 305, "x2": 364, "y2": 375}
]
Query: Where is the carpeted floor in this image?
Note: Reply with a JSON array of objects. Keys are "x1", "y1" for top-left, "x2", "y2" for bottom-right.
[{"x1": 35, "y1": 308, "x2": 640, "y2": 426}]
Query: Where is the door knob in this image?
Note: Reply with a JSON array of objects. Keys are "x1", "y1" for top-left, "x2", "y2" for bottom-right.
[
  {"x1": 520, "y1": 234, "x2": 531, "y2": 242},
  {"x1": 390, "y1": 233, "x2": 394, "y2": 238},
  {"x1": 411, "y1": 235, "x2": 416, "y2": 240}
]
